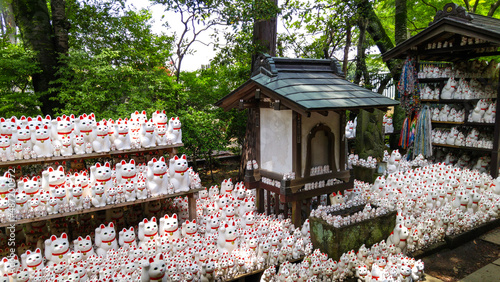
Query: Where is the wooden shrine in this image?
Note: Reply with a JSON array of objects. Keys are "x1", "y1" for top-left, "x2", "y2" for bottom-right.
[
  {"x1": 382, "y1": 2, "x2": 500, "y2": 177},
  {"x1": 216, "y1": 55, "x2": 398, "y2": 226}
]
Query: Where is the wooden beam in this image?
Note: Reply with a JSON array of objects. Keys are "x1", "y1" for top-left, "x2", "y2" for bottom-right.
[
  {"x1": 0, "y1": 144, "x2": 183, "y2": 168},
  {"x1": 292, "y1": 112, "x2": 302, "y2": 177},
  {"x1": 260, "y1": 169, "x2": 284, "y2": 181},
  {"x1": 289, "y1": 170, "x2": 351, "y2": 189},
  {"x1": 0, "y1": 188, "x2": 204, "y2": 228},
  {"x1": 258, "y1": 88, "x2": 309, "y2": 116},
  {"x1": 285, "y1": 178, "x2": 354, "y2": 202},
  {"x1": 187, "y1": 192, "x2": 197, "y2": 221},
  {"x1": 291, "y1": 200, "x2": 302, "y2": 227},
  {"x1": 273, "y1": 99, "x2": 281, "y2": 110},
  {"x1": 216, "y1": 81, "x2": 256, "y2": 110},
  {"x1": 255, "y1": 88, "x2": 261, "y2": 100},
  {"x1": 340, "y1": 111, "x2": 347, "y2": 172},
  {"x1": 256, "y1": 187, "x2": 265, "y2": 213}
]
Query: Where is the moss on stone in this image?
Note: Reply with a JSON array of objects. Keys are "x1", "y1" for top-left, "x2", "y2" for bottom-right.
[
  {"x1": 310, "y1": 210, "x2": 396, "y2": 260},
  {"x1": 354, "y1": 109, "x2": 385, "y2": 160}
]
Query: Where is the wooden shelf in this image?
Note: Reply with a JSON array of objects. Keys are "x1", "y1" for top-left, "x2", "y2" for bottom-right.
[
  {"x1": 431, "y1": 121, "x2": 464, "y2": 125},
  {"x1": 465, "y1": 122, "x2": 496, "y2": 127},
  {"x1": 0, "y1": 144, "x2": 183, "y2": 168},
  {"x1": 422, "y1": 98, "x2": 497, "y2": 104},
  {"x1": 0, "y1": 187, "x2": 203, "y2": 228},
  {"x1": 287, "y1": 179, "x2": 354, "y2": 202},
  {"x1": 419, "y1": 77, "x2": 448, "y2": 83},
  {"x1": 431, "y1": 121, "x2": 495, "y2": 127},
  {"x1": 432, "y1": 143, "x2": 493, "y2": 152},
  {"x1": 434, "y1": 99, "x2": 480, "y2": 103}
]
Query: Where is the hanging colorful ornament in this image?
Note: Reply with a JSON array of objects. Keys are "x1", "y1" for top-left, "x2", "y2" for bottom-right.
[{"x1": 398, "y1": 56, "x2": 421, "y2": 115}]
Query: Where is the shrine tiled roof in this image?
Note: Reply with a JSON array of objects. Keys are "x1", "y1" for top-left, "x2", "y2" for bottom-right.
[
  {"x1": 215, "y1": 55, "x2": 398, "y2": 113},
  {"x1": 382, "y1": 3, "x2": 500, "y2": 62}
]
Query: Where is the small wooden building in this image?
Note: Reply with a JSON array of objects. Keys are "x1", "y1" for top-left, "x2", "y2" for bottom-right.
[
  {"x1": 382, "y1": 3, "x2": 500, "y2": 177},
  {"x1": 216, "y1": 54, "x2": 398, "y2": 225}
]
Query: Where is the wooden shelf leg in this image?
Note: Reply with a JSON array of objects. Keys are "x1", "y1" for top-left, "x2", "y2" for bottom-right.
[
  {"x1": 187, "y1": 192, "x2": 197, "y2": 220},
  {"x1": 274, "y1": 192, "x2": 280, "y2": 216},
  {"x1": 280, "y1": 195, "x2": 288, "y2": 218},
  {"x1": 266, "y1": 190, "x2": 271, "y2": 215},
  {"x1": 256, "y1": 187, "x2": 265, "y2": 213},
  {"x1": 291, "y1": 200, "x2": 301, "y2": 228}
]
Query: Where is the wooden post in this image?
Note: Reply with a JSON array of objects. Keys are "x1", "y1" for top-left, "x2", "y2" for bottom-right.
[
  {"x1": 292, "y1": 112, "x2": 302, "y2": 176},
  {"x1": 187, "y1": 192, "x2": 197, "y2": 221},
  {"x1": 283, "y1": 200, "x2": 289, "y2": 219},
  {"x1": 274, "y1": 192, "x2": 280, "y2": 216},
  {"x1": 291, "y1": 200, "x2": 301, "y2": 227},
  {"x1": 256, "y1": 187, "x2": 265, "y2": 213},
  {"x1": 266, "y1": 190, "x2": 271, "y2": 215},
  {"x1": 340, "y1": 111, "x2": 347, "y2": 171},
  {"x1": 491, "y1": 75, "x2": 500, "y2": 178}
]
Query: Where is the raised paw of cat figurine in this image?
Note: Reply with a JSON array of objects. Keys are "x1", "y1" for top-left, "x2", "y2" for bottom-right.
[{"x1": 169, "y1": 155, "x2": 190, "y2": 193}]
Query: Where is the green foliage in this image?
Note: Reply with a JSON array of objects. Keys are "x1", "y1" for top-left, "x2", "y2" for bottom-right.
[
  {"x1": 51, "y1": 0, "x2": 177, "y2": 120},
  {"x1": 376, "y1": 0, "x2": 500, "y2": 41},
  {"x1": 176, "y1": 59, "x2": 249, "y2": 161},
  {"x1": 54, "y1": 49, "x2": 178, "y2": 119},
  {"x1": 179, "y1": 107, "x2": 226, "y2": 161},
  {"x1": 153, "y1": 0, "x2": 280, "y2": 28},
  {"x1": 0, "y1": 42, "x2": 42, "y2": 117},
  {"x1": 67, "y1": 0, "x2": 173, "y2": 68},
  {"x1": 280, "y1": 0, "x2": 355, "y2": 59}
]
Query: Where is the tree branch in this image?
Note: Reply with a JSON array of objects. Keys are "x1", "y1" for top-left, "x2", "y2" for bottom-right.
[
  {"x1": 342, "y1": 22, "x2": 351, "y2": 75},
  {"x1": 407, "y1": 19, "x2": 426, "y2": 33},
  {"x1": 417, "y1": 0, "x2": 437, "y2": 12},
  {"x1": 462, "y1": 0, "x2": 470, "y2": 12},
  {"x1": 488, "y1": 0, "x2": 500, "y2": 17},
  {"x1": 472, "y1": 0, "x2": 479, "y2": 13},
  {"x1": 377, "y1": 74, "x2": 392, "y2": 94}
]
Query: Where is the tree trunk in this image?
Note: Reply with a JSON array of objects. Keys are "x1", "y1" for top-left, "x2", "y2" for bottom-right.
[
  {"x1": 355, "y1": 0, "x2": 398, "y2": 78},
  {"x1": 342, "y1": 22, "x2": 351, "y2": 75},
  {"x1": 50, "y1": 0, "x2": 70, "y2": 55},
  {"x1": 12, "y1": 0, "x2": 64, "y2": 116},
  {"x1": 356, "y1": 0, "x2": 407, "y2": 152},
  {"x1": 395, "y1": 0, "x2": 407, "y2": 45},
  {"x1": 377, "y1": 74, "x2": 392, "y2": 94},
  {"x1": 239, "y1": 0, "x2": 278, "y2": 180},
  {"x1": 251, "y1": 0, "x2": 278, "y2": 67},
  {"x1": 353, "y1": 18, "x2": 368, "y2": 86},
  {"x1": 488, "y1": 0, "x2": 500, "y2": 16}
]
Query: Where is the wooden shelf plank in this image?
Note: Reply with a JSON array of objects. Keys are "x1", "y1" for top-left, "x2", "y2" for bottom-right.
[
  {"x1": 0, "y1": 144, "x2": 183, "y2": 168},
  {"x1": 286, "y1": 178, "x2": 354, "y2": 202},
  {"x1": 431, "y1": 121, "x2": 465, "y2": 125},
  {"x1": 419, "y1": 78, "x2": 448, "y2": 83},
  {"x1": 423, "y1": 98, "x2": 496, "y2": 104},
  {"x1": 465, "y1": 122, "x2": 496, "y2": 127},
  {"x1": 0, "y1": 187, "x2": 203, "y2": 228},
  {"x1": 432, "y1": 143, "x2": 493, "y2": 152},
  {"x1": 431, "y1": 121, "x2": 495, "y2": 126}
]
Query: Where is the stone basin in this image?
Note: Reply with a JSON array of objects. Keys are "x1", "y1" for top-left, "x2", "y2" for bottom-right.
[{"x1": 310, "y1": 207, "x2": 396, "y2": 260}]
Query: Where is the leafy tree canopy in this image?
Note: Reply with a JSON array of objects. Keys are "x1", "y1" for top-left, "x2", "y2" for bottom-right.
[
  {"x1": 0, "y1": 41, "x2": 41, "y2": 117},
  {"x1": 53, "y1": 0, "x2": 177, "y2": 118}
]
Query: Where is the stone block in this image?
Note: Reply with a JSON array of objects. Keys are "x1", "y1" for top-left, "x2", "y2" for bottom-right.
[{"x1": 310, "y1": 207, "x2": 396, "y2": 261}]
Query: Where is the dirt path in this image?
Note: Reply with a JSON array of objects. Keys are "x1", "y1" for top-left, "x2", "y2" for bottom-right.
[{"x1": 422, "y1": 230, "x2": 500, "y2": 282}]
